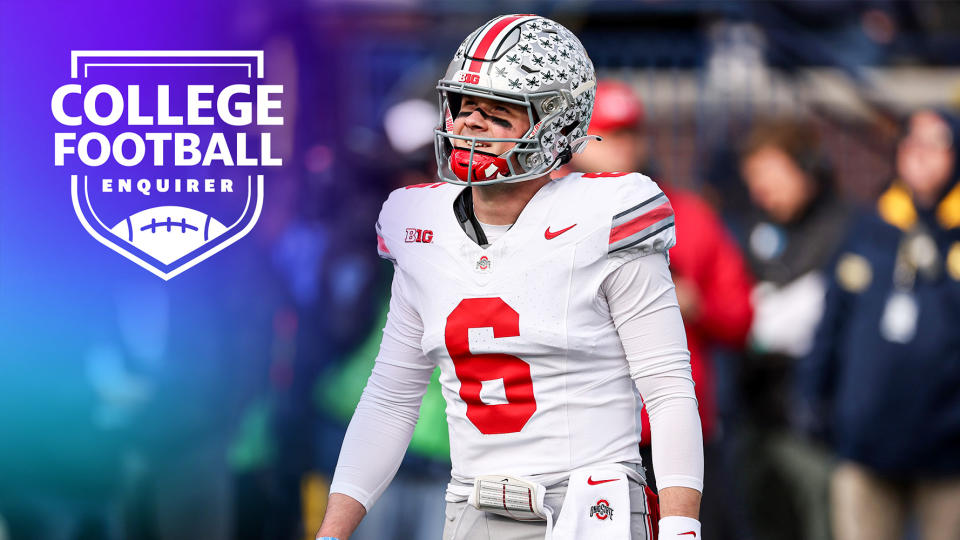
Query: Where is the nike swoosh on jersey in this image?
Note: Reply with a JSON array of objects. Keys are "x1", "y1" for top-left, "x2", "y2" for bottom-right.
[
  {"x1": 544, "y1": 223, "x2": 577, "y2": 239},
  {"x1": 586, "y1": 476, "x2": 619, "y2": 485},
  {"x1": 679, "y1": 532, "x2": 697, "y2": 537}
]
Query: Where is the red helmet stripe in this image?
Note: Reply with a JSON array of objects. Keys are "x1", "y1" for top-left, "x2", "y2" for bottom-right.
[
  {"x1": 464, "y1": 18, "x2": 499, "y2": 59},
  {"x1": 467, "y1": 15, "x2": 531, "y2": 72}
]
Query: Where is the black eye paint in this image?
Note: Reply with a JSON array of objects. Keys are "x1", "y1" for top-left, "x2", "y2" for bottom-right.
[{"x1": 456, "y1": 105, "x2": 512, "y2": 128}]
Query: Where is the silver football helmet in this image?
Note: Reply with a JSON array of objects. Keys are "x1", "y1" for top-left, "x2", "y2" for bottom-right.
[{"x1": 434, "y1": 14, "x2": 598, "y2": 185}]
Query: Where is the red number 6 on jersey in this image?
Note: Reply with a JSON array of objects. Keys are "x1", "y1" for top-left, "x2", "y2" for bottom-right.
[{"x1": 445, "y1": 298, "x2": 537, "y2": 434}]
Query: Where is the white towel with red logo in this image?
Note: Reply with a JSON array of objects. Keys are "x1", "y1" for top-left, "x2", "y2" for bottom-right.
[{"x1": 550, "y1": 465, "x2": 636, "y2": 540}]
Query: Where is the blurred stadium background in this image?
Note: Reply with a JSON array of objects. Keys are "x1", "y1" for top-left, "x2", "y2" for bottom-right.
[{"x1": 2, "y1": 1, "x2": 960, "y2": 539}]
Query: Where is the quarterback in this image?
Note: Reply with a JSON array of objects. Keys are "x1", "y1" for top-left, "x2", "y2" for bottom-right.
[{"x1": 318, "y1": 14, "x2": 703, "y2": 540}]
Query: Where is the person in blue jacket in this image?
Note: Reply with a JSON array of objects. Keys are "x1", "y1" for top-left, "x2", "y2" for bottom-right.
[{"x1": 799, "y1": 108, "x2": 960, "y2": 540}]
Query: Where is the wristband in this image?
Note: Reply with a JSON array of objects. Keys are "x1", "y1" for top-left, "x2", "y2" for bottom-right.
[
  {"x1": 317, "y1": 537, "x2": 340, "y2": 540},
  {"x1": 658, "y1": 515, "x2": 701, "y2": 538}
]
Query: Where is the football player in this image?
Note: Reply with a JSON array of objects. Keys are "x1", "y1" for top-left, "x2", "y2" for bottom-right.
[{"x1": 317, "y1": 14, "x2": 703, "y2": 540}]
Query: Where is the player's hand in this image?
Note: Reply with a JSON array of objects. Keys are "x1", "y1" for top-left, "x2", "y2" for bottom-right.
[{"x1": 659, "y1": 516, "x2": 702, "y2": 538}]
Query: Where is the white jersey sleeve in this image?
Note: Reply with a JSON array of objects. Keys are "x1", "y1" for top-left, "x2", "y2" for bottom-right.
[
  {"x1": 602, "y1": 172, "x2": 676, "y2": 272},
  {"x1": 602, "y1": 253, "x2": 704, "y2": 492},
  {"x1": 328, "y1": 267, "x2": 437, "y2": 510}
]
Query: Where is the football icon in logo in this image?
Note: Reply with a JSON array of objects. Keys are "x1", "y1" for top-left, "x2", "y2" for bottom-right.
[
  {"x1": 72, "y1": 174, "x2": 263, "y2": 280},
  {"x1": 110, "y1": 206, "x2": 228, "y2": 265}
]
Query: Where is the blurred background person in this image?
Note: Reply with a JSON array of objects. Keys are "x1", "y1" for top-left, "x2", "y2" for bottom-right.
[
  {"x1": 734, "y1": 118, "x2": 849, "y2": 540},
  {"x1": 799, "y1": 108, "x2": 960, "y2": 540},
  {"x1": 571, "y1": 78, "x2": 755, "y2": 540},
  {"x1": 307, "y1": 98, "x2": 450, "y2": 540}
]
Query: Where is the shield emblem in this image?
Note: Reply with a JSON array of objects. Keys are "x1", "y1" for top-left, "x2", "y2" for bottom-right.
[
  {"x1": 62, "y1": 51, "x2": 275, "y2": 279},
  {"x1": 72, "y1": 174, "x2": 263, "y2": 280}
]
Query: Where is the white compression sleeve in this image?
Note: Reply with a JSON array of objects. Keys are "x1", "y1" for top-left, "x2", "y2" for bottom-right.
[
  {"x1": 603, "y1": 254, "x2": 705, "y2": 492},
  {"x1": 328, "y1": 270, "x2": 437, "y2": 510}
]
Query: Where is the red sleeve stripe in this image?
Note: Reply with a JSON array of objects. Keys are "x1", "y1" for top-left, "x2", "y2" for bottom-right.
[
  {"x1": 376, "y1": 234, "x2": 392, "y2": 257},
  {"x1": 612, "y1": 192, "x2": 665, "y2": 226},
  {"x1": 608, "y1": 204, "x2": 675, "y2": 254},
  {"x1": 404, "y1": 182, "x2": 444, "y2": 189},
  {"x1": 610, "y1": 200, "x2": 674, "y2": 244}
]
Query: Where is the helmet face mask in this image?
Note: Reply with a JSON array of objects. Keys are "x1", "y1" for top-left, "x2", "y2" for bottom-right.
[{"x1": 434, "y1": 15, "x2": 597, "y2": 186}]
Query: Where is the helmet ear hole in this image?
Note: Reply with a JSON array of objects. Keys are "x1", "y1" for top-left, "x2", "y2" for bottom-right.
[
  {"x1": 446, "y1": 91, "x2": 463, "y2": 120},
  {"x1": 522, "y1": 152, "x2": 544, "y2": 169}
]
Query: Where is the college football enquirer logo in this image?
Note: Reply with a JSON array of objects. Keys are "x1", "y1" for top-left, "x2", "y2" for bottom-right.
[{"x1": 53, "y1": 51, "x2": 283, "y2": 279}]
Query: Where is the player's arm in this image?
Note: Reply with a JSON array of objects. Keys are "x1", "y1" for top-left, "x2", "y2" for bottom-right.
[
  {"x1": 603, "y1": 252, "x2": 704, "y2": 537},
  {"x1": 316, "y1": 269, "x2": 435, "y2": 540},
  {"x1": 316, "y1": 494, "x2": 366, "y2": 539},
  {"x1": 657, "y1": 486, "x2": 701, "y2": 521}
]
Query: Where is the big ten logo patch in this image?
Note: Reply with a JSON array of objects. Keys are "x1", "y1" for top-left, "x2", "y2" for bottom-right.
[
  {"x1": 405, "y1": 228, "x2": 433, "y2": 243},
  {"x1": 53, "y1": 51, "x2": 284, "y2": 279},
  {"x1": 456, "y1": 71, "x2": 481, "y2": 85},
  {"x1": 590, "y1": 499, "x2": 614, "y2": 520}
]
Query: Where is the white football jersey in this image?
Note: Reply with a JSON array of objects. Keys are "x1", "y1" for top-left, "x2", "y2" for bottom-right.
[{"x1": 375, "y1": 172, "x2": 676, "y2": 484}]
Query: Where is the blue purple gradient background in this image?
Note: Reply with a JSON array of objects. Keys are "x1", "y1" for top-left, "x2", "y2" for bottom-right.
[
  {"x1": 0, "y1": 4, "x2": 457, "y2": 525},
  {"x1": 0, "y1": 0, "x2": 289, "y2": 490}
]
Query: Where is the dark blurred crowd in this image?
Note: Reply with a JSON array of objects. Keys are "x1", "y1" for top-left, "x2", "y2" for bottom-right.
[{"x1": 4, "y1": 2, "x2": 960, "y2": 540}]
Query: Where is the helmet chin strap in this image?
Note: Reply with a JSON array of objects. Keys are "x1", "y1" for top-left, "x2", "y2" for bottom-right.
[{"x1": 570, "y1": 134, "x2": 602, "y2": 154}]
